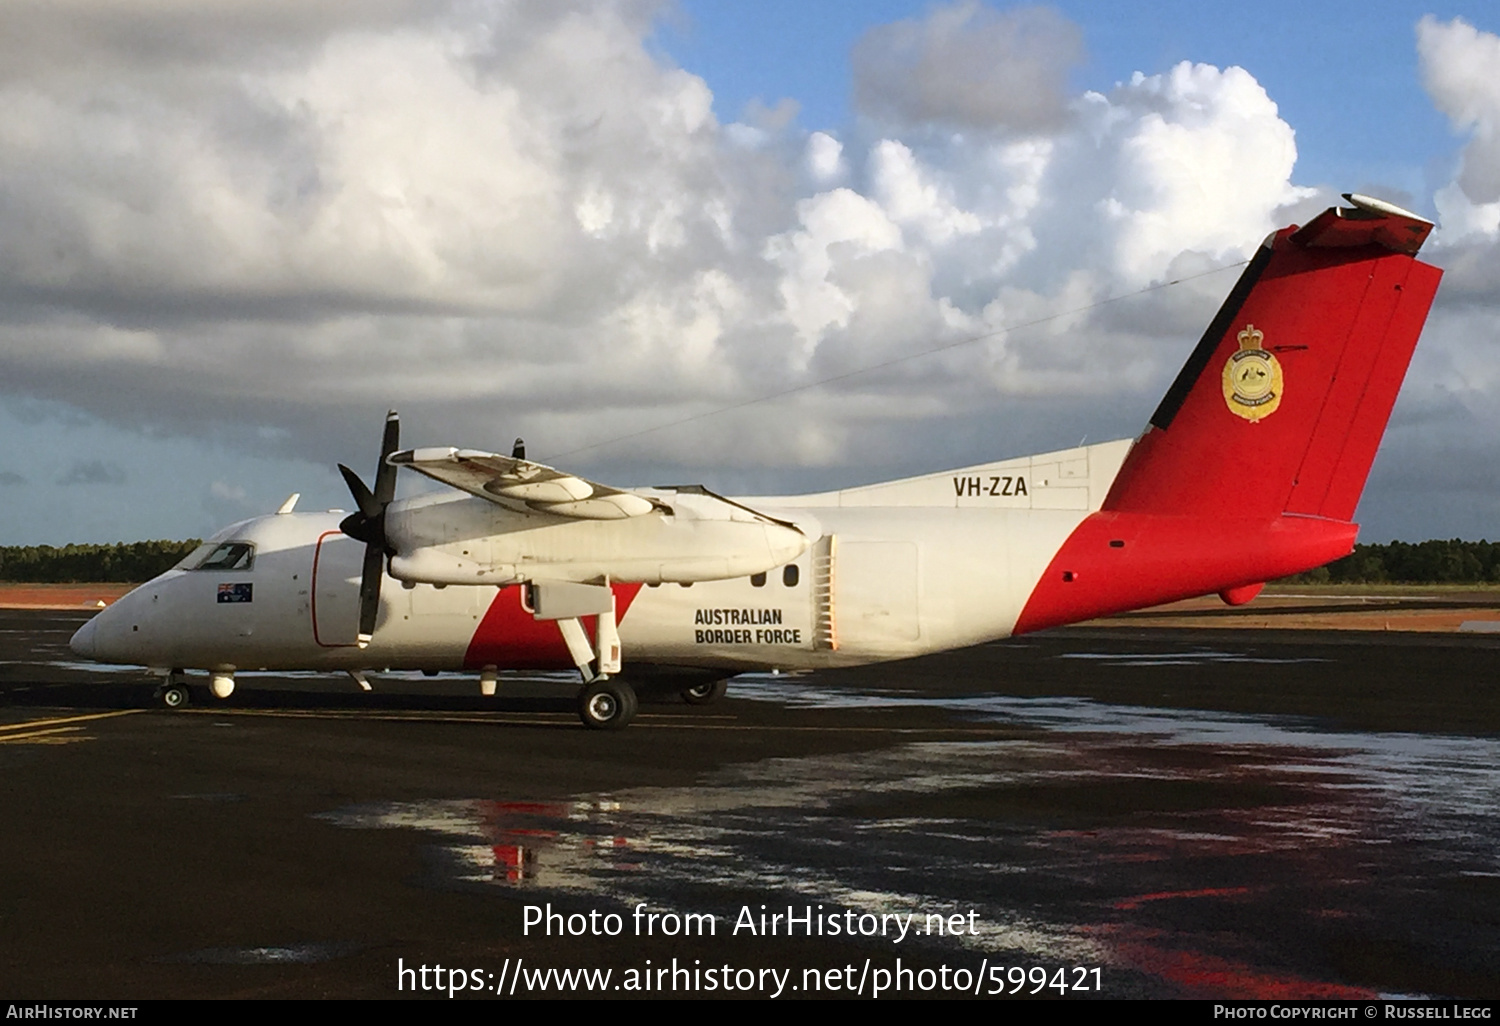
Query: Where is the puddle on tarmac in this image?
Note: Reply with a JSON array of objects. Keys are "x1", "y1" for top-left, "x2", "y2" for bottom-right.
[
  {"x1": 161, "y1": 942, "x2": 360, "y2": 965},
  {"x1": 318, "y1": 686, "x2": 1500, "y2": 997},
  {"x1": 1055, "y1": 650, "x2": 1334, "y2": 667},
  {"x1": 170, "y1": 792, "x2": 248, "y2": 803},
  {"x1": 25, "y1": 660, "x2": 146, "y2": 674}
]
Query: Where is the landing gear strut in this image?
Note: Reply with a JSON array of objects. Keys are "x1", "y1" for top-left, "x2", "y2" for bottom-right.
[{"x1": 576, "y1": 678, "x2": 638, "y2": 730}]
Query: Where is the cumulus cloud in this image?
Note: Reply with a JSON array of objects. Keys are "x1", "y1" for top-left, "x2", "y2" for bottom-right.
[
  {"x1": 202, "y1": 478, "x2": 266, "y2": 523},
  {"x1": 1412, "y1": 20, "x2": 1500, "y2": 342},
  {"x1": 759, "y1": 57, "x2": 1308, "y2": 421},
  {"x1": 804, "y1": 132, "x2": 845, "y2": 184},
  {"x1": 4, "y1": 0, "x2": 1490, "y2": 543},
  {"x1": 852, "y1": 3, "x2": 1083, "y2": 132},
  {"x1": 0, "y1": 0, "x2": 432, "y2": 82},
  {"x1": 1419, "y1": 16, "x2": 1500, "y2": 207},
  {"x1": 57, "y1": 460, "x2": 127, "y2": 486},
  {"x1": 209, "y1": 481, "x2": 248, "y2": 503},
  {"x1": 0, "y1": 0, "x2": 1307, "y2": 480},
  {"x1": 1418, "y1": 15, "x2": 1500, "y2": 295},
  {"x1": 1317, "y1": 16, "x2": 1500, "y2": 538}
]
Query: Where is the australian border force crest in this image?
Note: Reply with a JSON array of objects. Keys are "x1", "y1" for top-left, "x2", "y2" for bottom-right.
[{"x1": 1221, "y1": 324, "x2": 1282, "y2": 422}]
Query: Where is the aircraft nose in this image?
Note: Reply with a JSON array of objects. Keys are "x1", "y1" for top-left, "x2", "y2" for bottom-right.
[{"x1": 70, "y1": 616, "x2": 98, "y2": 659}]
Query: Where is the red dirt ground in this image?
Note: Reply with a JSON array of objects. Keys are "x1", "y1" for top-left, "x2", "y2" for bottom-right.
[{"x1": 0, "y1": 583, "x2": 135, "y2": 609}]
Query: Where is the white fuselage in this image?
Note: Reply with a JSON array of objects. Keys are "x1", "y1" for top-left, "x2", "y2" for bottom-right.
[{"x1": 71, "y1": 440, "x2": 1132, "y2": 676}]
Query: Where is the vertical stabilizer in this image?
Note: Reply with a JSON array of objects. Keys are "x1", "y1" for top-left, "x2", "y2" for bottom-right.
[
  {"x1": 1103, "y1": 196, "x2": 1441, "y2": 523},
  {"x1": 1013, "y1": 197, "x2": 1441, "y2": 634}
]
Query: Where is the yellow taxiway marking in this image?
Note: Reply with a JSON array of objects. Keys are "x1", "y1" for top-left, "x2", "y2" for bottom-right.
[
  {"x1": 0, "y1": 709, "x2": 142, "y2": 734},
  {"x1": 0, "y1": 725, "x2": 90, "y2": 745}
]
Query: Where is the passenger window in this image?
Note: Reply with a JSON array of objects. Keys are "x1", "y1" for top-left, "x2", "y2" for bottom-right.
[
  {"x1": 750, "y1": 572, "x2": 766, "y2": 587},
  {"x1": 782, "y1": 564, "x2": 799, "y2": 587},
  {"x1": 195, "y1": 542, "x2": 255, "y2": 571}
]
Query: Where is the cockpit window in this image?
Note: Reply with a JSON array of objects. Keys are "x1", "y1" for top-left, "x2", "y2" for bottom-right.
[
  {"x1": 173, "y1": 543, "x2": 217, "y2": 571},
  {"x1": 193, "y1": 542, "x2": 255, "y2": 571}
]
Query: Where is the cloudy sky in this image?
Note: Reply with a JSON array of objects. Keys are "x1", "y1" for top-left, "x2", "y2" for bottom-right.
[{"x1": 2, "y1": 0, "x2": 1498, "y2": 545}]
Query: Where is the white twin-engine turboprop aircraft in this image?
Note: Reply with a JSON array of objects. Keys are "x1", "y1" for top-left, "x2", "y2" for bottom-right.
[{"x1": 71, "y1": 195, "x2": 1443, "y2": 729}]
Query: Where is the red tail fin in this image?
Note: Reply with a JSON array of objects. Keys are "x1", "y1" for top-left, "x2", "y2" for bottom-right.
[
  {"x1": 1103, "y1": 196, "x2": 1441, "y2": 522},
  {"x1": 1012, "y1": 197, "x2": 1441, "y2": 635}
]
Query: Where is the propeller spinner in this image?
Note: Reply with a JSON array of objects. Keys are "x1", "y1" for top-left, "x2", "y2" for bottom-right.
[{"x1": 337, "y1": 410, "x2": 400, "y2": 648}]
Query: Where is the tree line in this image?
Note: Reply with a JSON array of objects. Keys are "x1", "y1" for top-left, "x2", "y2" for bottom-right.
[
  {"x1": 0, "y1": 540, "x2": 201, "y2": 583},
  {"x1": 1285, "y1": 539, "x2": 1500, "y2": 584}
]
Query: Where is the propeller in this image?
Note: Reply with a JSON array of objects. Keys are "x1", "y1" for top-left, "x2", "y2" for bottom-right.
[{"x1": 337, "y1": 410, "x2": 400, "y2": 648}]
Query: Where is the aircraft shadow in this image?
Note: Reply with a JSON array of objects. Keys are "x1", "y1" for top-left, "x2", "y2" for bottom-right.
[{"x1": 0, "y1": 677, "x2": 585, "y2": 715}]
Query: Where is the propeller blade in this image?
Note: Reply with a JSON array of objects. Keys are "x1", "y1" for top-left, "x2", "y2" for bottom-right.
[
  {"x1": 337, "y1": 464, "x2": 378, "y2": 520},
  {"x1": 356, "y1": 542, "x2": 384, "y2": 648},
  {"x1": 340, "y1": 410, "x2": 402, "y2": 648},
  {"x1": 373, "y1": 410, "x2": 400, "y2": 507}
]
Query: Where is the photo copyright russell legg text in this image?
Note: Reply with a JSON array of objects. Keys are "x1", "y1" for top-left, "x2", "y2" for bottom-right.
[{"x1": 1215, "y1": 1007, "x2": 1493, "y2": 1020}]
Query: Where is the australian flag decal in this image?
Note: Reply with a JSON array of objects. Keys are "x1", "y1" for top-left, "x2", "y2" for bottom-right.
[{"x1": 217, "y1": 583, "x2": 253, "y2": 603}]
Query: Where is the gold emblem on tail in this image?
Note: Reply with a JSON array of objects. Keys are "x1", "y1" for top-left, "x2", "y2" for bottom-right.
[{"x1": 1222, "y1": 324, "x2": 1282, "y2": 421}]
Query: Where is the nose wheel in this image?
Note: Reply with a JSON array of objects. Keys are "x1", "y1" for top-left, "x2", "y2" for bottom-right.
[
  {"x1": 577, "y1": 678, "x2": 638, "y2": 730},
  {"x1": 156, "y1": 684, "x2": 190, "y2": 709},
  {"x1": 153, "y1": 669, "x2": 192, "y2": 709}
]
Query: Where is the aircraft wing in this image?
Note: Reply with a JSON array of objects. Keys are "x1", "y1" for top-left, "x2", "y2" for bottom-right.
[{"x1": 388, "y1": 447, "x2": 663, "y2": 520}]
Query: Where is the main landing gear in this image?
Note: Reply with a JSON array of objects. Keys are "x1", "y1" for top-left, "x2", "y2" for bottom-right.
[
  {"x1": 573, "y1": 671, "x2": 729, "y2": 727},
  {"x1": 536, "y1": 582, "x2": 638, "y2": 730},
  {"x1": 680, "y1": 679, "x2": 728, "y2": 706},
  {"x1": 576, "y1": 678, "x2": 638, "y2": 731}
]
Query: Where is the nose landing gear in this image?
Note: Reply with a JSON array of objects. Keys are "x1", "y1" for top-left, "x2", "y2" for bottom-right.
[
  {"x1": 154, "y1": 669, "x2": 191, "y2": 709},
  {"x1": 153, "y1": 667, "x2": 237, "y2": 708}
]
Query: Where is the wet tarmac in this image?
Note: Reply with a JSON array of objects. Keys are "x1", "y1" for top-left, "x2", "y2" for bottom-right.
[{"x1": 2, "y1": 609, "x2": 1498, "y2": 999}]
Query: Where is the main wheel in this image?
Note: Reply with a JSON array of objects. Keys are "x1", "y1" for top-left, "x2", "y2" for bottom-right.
[
  {"x1": 160, "y1": 684, "x2": 190, "y2": 709},
  {"x1": 680, "y1": 679, "x2": 728, "y2": 706},
  {"x1": 577, "y1": 679, "x2": 638, "y2": 730}
]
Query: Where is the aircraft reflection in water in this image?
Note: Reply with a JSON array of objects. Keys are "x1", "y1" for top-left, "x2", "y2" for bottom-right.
[
  {"x1": 72, "y1": 195, "x2": 1443, "y2": 729},
  {"x1": 317, "y1": 683, "x2": 1500, "y2": 999}
]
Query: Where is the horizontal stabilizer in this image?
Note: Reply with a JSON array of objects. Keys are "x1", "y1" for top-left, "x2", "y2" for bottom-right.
[{"x1": 1290, "y1": 193, "x2": 1433, "y2": 255}]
